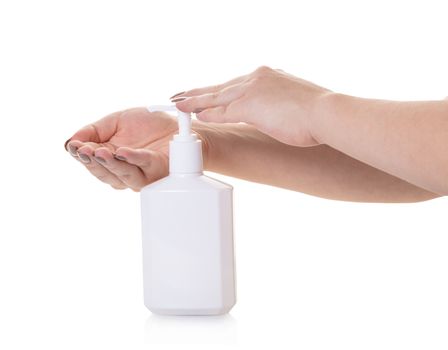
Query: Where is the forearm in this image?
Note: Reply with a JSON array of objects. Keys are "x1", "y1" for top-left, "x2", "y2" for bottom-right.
[
  {"x1": 313, "y1": 94, "x2": 448, "y2": 196},
  {"x1": 193, "y1": 121, "x2": 438, "y2": 202}
]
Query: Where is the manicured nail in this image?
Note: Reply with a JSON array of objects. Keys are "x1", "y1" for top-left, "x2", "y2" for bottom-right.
[
  {"x1": 114, "y1": 154, "x2": 127, "y2": 161},
  {"x1": 171, "y1": 96, "x2": 188, "y2": 103},
  {"x1": 169, "y1": 91, "x2": 185, "y2": 99},
  {"x1": 78, "y1": 153, "x2": 91, "y2": 164},
  {"x1": 94, "y1": 156, "x2": 106, "y2": 164},
  {"x1": 64, "y1": 138, "x2": 71, "y2": 151},
  {"x1": 68, "y1": 144, "x2": 78, "y2": 156}
]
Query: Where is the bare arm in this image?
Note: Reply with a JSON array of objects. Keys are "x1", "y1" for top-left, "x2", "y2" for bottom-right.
[
  {"x1": 195, "y1": 122, "x2": 438, "y2": 202},
  {"x1": 312, "y1": 95, "x2": 448, "y2": 196},
  {"x1": 65, "y1": 103, "x2": 441, "y2": 202},
  {"x1": 176, "y1": 66, "x2": 447, "y2": 200}
]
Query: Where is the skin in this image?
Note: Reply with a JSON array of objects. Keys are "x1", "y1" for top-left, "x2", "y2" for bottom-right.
[
  {"x1": 65, "y1": 66, "x2": 447, "y2": 202},
  {"x1": 65, "y1": 109, "x2": 177, "y2": 191}
]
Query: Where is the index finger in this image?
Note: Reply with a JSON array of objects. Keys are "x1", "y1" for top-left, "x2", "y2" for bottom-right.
[{"x1": 171, "y1": 75, "x2": 248, "y2": 101}]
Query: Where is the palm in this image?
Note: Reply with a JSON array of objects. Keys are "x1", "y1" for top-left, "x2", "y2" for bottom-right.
[
  {"x1": 106, "y1": 108, "x2": 178, "y2": 156},
  {"x1": 68, "y1": 107, "x2": 180, "y2": 190}
]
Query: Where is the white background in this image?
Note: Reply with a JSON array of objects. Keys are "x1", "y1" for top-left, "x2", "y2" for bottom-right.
[{"x1": 0, "y1": 0, "x2": 447, "y2": 349}]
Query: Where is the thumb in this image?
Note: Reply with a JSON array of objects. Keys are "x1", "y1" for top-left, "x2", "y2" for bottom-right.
[
  {"x1": 64, "y1": 124, "x2": 102, "y2": 153},
  {"x1": 71, "y1": 124, "x2": 100, "y2": 142},
  {"x1": 64, "y1": 112, "x2": 121, "y2": 151}
]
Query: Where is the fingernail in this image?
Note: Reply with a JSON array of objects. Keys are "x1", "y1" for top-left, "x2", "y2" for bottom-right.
[
  {"x1": 78, "y1": 153, "x2": 91, "y2": 164},
  {"x1": 64, "y1": 138, "x2": 71, "y2": 151},
  {"x1": 114, "y1": 154, "x2": 127, "y2": 161},
  {"x1": 68, "y1": 144, "x2": 78, "y2": 156},
  {"x1": 171, "y1": 96, "x2": 188, "y2": 103},
  {"x1": 94, "y1": 156, "x2": 106, "y2": 164},
  {"x1": 169, "y1": 91, "x2": 185, "y2": 99}
]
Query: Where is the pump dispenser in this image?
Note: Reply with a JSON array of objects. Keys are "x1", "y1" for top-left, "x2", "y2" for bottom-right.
[{"x1": 140, "y1": 105, "x2": 236, "y2": 315}]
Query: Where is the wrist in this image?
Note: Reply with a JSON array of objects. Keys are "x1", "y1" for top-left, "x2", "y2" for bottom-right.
[{"x1": 310, "y1": 92, "x2": 351, "y2": 145}]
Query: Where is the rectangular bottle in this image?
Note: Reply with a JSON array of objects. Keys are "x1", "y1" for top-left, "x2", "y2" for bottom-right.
[{"x1": 140, "y1": 105, "x2": 236, "y2": 315}]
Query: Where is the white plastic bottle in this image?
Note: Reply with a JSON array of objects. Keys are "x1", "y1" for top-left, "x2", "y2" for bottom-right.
[{"x1": 140, "y1": 105, "x2": 236, "y2": 315}]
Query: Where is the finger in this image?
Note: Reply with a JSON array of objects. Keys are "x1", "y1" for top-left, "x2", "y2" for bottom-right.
[
  {"x1": 196, "y1": 106, "x2": 229, "y2": 123},
  {"x1": 171, "y1": 75, "x2": 248, "y2": 100},
  {"x1": 66, "y1": 140, "x2": 83, "y2": 157},
  {"x1": 66, "y1": 139, "x2": 116, "y2": 159},
  {"x1": 76, "y1": 144, "x2": 127, "y2": 190},
  {"x1": 93, "y1": 147, "x2": 148, "y2": 191},
  {"x1": 175, "y1": 84, "x2": 244, "y2": 114},
  {"x1": 196, "y1": 98, "x2": 246, "y2": 123},
  {"x1": 115, "y1": 147, "x2": 168, "y2": 182},
  {"x1": 64, "y1": 110, "x2": 122, "y2": 151}
]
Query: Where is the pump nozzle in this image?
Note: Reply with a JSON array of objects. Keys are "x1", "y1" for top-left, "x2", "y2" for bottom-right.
[
  {"x1": 147, "y1": 105, "x2": 202, "y2": 174},
  {"x1": 147, "y1": 105, "x2": 192, "y2": 139}
]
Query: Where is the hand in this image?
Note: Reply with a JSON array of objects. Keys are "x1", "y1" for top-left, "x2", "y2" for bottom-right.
[
  {"x1": 64, "y1": 108, "x2": 180, "y2": 191},
  {"x1": 173, "y1": 66, "x2": 332, "y2": 147}
]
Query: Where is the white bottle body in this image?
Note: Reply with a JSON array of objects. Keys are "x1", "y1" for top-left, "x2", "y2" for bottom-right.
[{"x1": 140, "y1": 174, "x2": 236, "y2": 315}]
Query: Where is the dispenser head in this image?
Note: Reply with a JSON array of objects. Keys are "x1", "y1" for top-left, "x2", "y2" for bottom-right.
[
  {"x1": 147, "y1": 105, "x2": 202, "y2": 174},
  {"x1": 147, "y1": 105, "x2": 194, "y2": 140}
]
